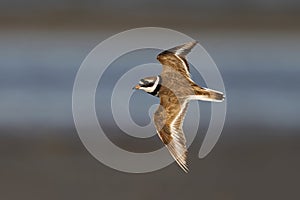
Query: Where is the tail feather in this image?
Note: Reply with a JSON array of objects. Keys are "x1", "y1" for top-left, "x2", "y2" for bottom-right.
[
  {"x1": 191, "y1": 87, "x2": 225, "y2": 102},
  {"x1": 205, "y1": 88, "x2": 224, "y2": 101}
]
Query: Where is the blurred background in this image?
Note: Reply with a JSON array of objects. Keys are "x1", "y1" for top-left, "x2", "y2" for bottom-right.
[{"x1": 1, "y1": 0, "x2": 300, "y2": 199}]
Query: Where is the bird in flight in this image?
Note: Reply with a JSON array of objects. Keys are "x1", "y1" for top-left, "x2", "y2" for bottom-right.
[{"x1": 133, "y1": 41, "x2": 224, "y2": 172}]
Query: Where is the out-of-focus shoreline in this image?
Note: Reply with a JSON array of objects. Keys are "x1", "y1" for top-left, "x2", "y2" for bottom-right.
[
  {"x1": 1, "y1": 12, "x2": 300, "y2": 31},
  {"x1": 1, "y1": 125, "x2": 300, "y2": 199}
]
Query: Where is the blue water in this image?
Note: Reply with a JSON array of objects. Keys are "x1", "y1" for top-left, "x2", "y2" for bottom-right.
[{"x1": 0, "y1": 29, "x2": 299, "y2": 130}]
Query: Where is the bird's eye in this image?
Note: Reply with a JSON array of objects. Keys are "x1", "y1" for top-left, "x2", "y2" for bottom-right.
[
  {"x1": 139, "y1": 79, "x2": 154, "y2": 87},
  {"x1": 145, "y1": 81, "x2": 154, "y2": 87},
  {"x1": 139, "y1": 79, "x2": 145, "y2": 85}
]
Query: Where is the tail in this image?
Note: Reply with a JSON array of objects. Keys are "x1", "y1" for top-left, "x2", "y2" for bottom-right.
[{"x1": 191, "y1": 86, "x2": 225, "y2": 102}]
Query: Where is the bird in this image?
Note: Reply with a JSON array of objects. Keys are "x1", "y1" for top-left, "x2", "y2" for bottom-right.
[{"x1": 133, "y1": 41, "x2": 224, "y2": 172}]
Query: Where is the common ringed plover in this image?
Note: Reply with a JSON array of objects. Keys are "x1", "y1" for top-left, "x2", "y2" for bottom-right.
[{"x1": 134, "y1": 41, "x2": 224, "y2": 172}]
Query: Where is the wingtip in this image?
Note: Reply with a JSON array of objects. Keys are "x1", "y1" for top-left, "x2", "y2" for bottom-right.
[
  {"x1": 177, "y1": 160, "x2": 189, "y2": 173},
  {"x1": 187, "y1": 40, "x2": 199, "y2": 46},
  {"x1": 173, "y1": 151, "x2": 189, "y2": 173},
  {"x1": 169, "y1": 41, "x2": 198, "y2": 57},
  {"x1": 157, "y1": 41, "x2": 199, "y2": 60},
  {"x1": 181, "y1": 163, "x2": 189, "y2": 173},
  {"x1": 183, "y1": 40, "x2": 198, "y2": 47}
]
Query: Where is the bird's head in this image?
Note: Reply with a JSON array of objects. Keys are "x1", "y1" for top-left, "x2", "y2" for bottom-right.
[{"x1": 133, "y1": 75, "x2": 161, "y2": 96}]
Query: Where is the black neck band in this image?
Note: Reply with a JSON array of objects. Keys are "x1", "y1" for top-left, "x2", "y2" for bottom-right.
[{"x1": 149, "y1": 75, "x2": 162, "y2": 96}]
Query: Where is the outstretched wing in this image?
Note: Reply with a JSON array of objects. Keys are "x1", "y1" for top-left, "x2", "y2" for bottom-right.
[
  {"x1": 157, "y1": 41, "x2": 197, "y2": 79},
  {"x1": 153, "y1": 94, "x2": 189, "y2": 172}
]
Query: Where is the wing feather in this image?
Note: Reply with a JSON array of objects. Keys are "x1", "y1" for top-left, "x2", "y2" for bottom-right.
[
  {"x1": 167, "y1": 41, "x2": 198, "y2": 57},
  {"x1": 154, "y1": 96, "x2": 189, "y2": 172},
  {"x1": 153, "y1": 42, "x2": 198, "y2": 172},
  {"x1": 157, "y1": 41, "x2": 197, "y2": 80}
]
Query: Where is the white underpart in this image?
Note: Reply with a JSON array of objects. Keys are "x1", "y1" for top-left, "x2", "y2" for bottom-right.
[{"x1": 141, "y1": 76, "x2": 160, "y2": 93}]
